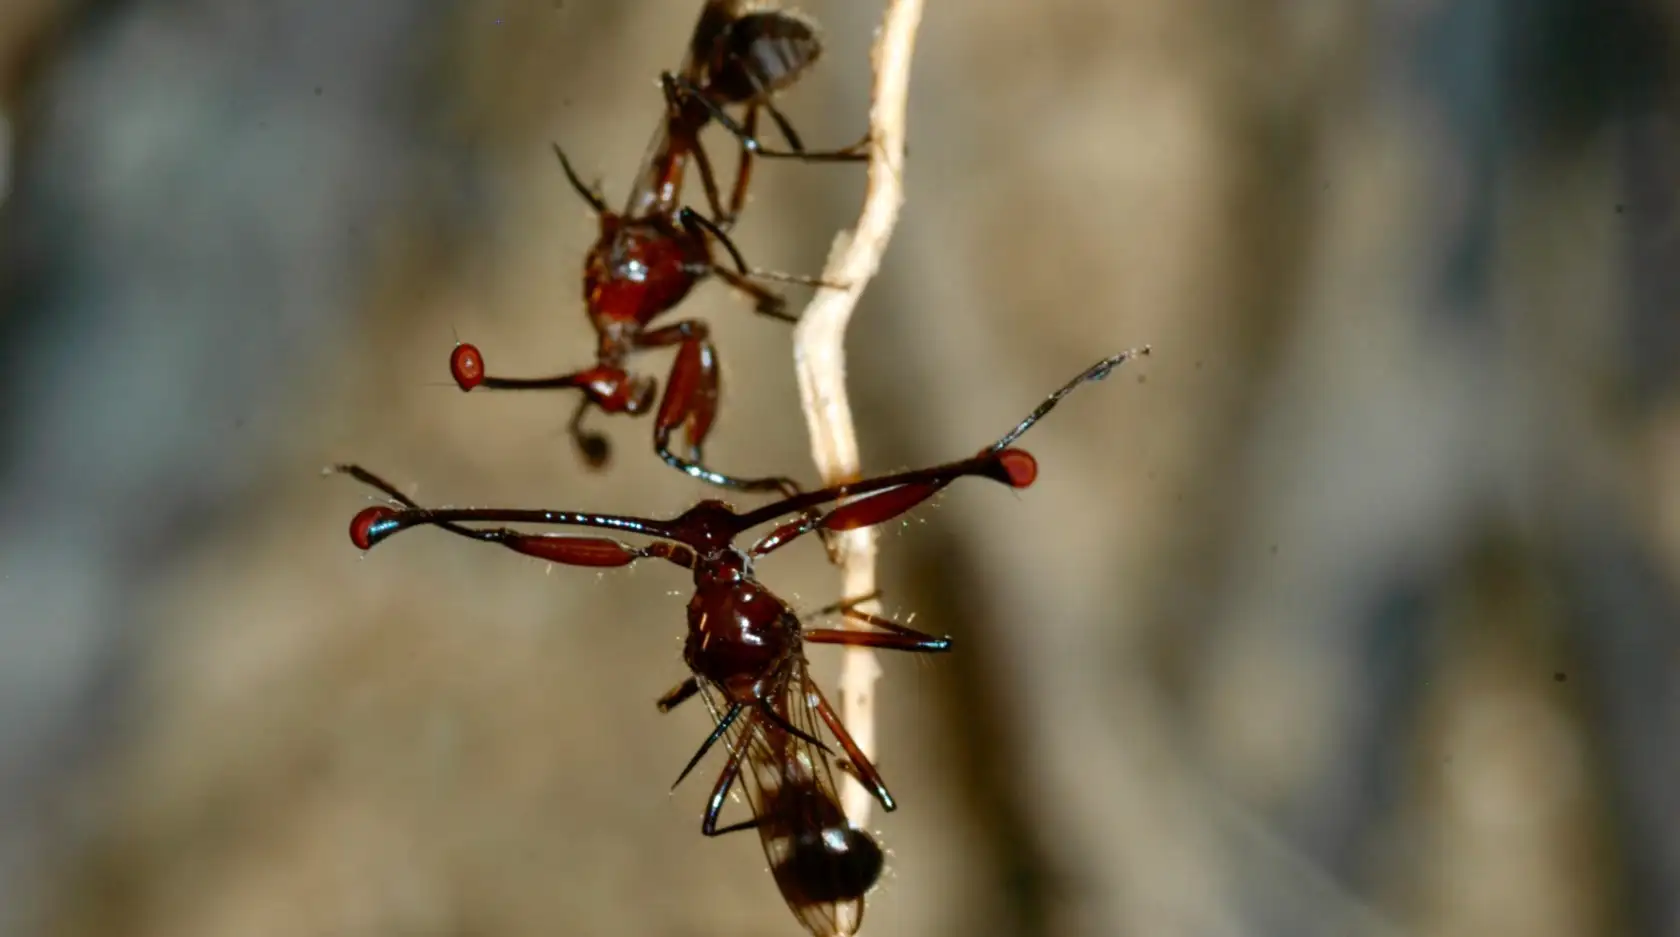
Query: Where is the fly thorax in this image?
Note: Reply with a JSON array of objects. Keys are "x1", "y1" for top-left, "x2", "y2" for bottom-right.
[{"x1": 683, "y1": 581, "x2": 796, "y2": 700}]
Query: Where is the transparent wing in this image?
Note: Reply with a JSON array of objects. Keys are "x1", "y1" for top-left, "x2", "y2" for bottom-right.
[
  {"x1": 619, "y1": 0, "x2": 742, "y2": 217},
  {"x1": 616, "y1": 2, "x2": 710, "y2": 216},
  {"x1": 699, "y1": 658, "x2": 879, "y2": 937}
]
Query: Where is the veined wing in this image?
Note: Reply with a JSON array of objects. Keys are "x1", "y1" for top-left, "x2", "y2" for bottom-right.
[
  {"x1": 619, "y1": 0, "x2": 743, "y2": 217},
  {"x1": 700, "y1": 660, "x2": 882, "y2": 937}
]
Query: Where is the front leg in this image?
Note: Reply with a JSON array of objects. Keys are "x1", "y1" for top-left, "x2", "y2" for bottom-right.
[
  {"x1": 566, "y1": 396, "x2": 611, "y2": 468},
  {"x1": 449, "y1": 343, "x2": 652, "y2": 469},
  {"x1": 637, "y1": 323, "x2": 802, "y2": 497}
]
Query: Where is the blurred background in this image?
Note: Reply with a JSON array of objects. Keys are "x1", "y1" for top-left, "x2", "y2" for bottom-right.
[{"x1": 1, "y1": 0, "x2": 1676, "y2": 935}]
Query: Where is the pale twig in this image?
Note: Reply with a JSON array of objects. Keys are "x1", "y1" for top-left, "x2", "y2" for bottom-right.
[{"x1": 791, "y1": 0, "x2": 923, "y2": 825}]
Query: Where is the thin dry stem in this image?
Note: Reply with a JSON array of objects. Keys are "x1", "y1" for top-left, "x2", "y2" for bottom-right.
[{"x1": 791, "y1": 0, "x2": 923, "y2": 826}]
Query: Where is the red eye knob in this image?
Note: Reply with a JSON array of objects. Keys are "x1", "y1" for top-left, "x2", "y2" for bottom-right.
[
  {"x1": 450, "y1": 344, "x2": 485, "y2": 391},
  {"x1": 996, "y1": 449, "x2": 1038, "y2": 489},
  {"x1": 350, "y1": 506, "x2": 398, "y2": 551}
]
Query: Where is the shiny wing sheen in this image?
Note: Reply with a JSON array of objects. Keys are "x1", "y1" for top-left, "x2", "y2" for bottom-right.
[
  {"x1": 619, "y1": 1, "x2": 737, "y2": 216},
  {"x1": 701, "y1": 661, "x2": 872, "y2": 937}
]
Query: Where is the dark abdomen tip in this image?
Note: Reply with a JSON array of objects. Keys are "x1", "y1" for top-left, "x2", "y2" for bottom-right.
[{"x1": 774, "y1": 824, "x2": 885, "y2": 904}]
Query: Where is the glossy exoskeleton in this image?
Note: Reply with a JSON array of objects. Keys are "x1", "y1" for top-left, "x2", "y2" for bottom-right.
[
  {"x1": 335, "y1": 349, "x2": 1147, "y2": 931},
  {"x1": 668, "y1": 637, "x2": 887, "y2": 937},
  {"x1": 450, "y1": 0, "x2": 867, "y2": 495}
]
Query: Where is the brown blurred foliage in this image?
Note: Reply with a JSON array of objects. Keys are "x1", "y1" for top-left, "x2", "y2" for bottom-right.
[{"x1": 0, "y1": 2, "x2": 1676, "y2": 936}]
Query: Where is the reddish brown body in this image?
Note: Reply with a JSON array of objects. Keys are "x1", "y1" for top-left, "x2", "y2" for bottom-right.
[
  {"x1": 448, "y1": 0, "x2": 867, "y2": 494},
  {"x1": 584, "y1": 217, "x2": 709, "y2": 330},
  {"x1": 686, "y1": 576, "x2": 800, "y2": 703},
  {"x1": 336, "y1": 349, "x2": 1145, "y2": 937}
]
